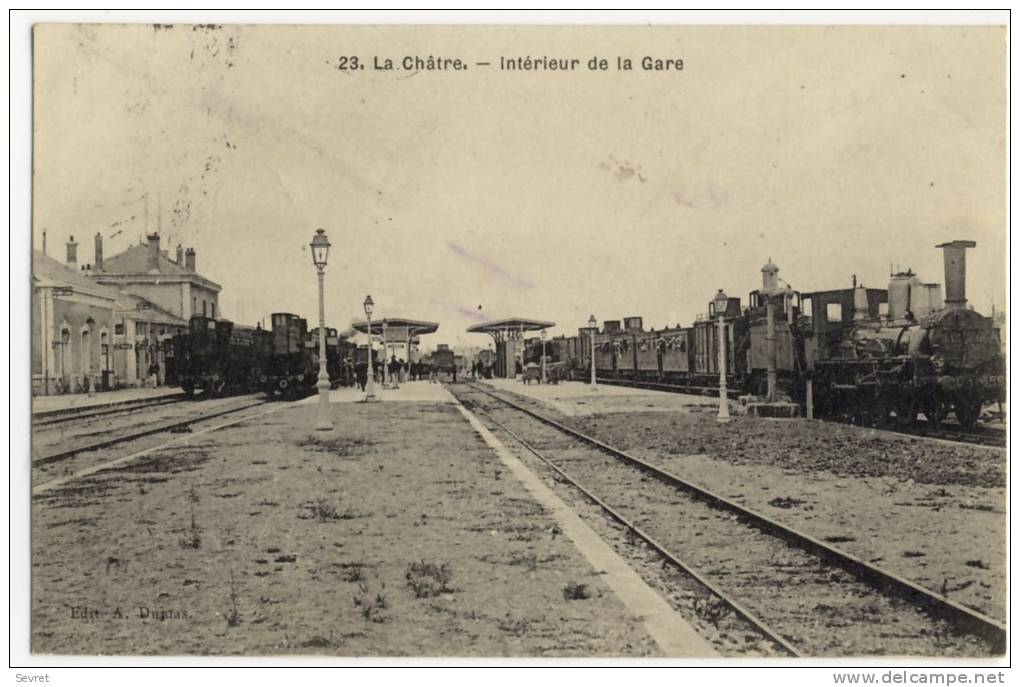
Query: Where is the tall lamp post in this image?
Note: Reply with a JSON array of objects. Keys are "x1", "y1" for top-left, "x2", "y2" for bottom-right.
[
  {"x1": 713, "y1": 289, "x2": 731, "y2": 423},
  {"x1": 381, "y1": 318, "x2": 389, "y2": 389},
  {"x1": 588, "y1": 315, "x2": 598, "y2": 389},
  {"x1": 311, "y1": 229, "x2": 333, "y2": 431},
  {"x1": 363, "y1": 295, "x2": 377, "y2": 402},
  {"x1": 540, "y1": 329, "x2": 547, "y2": 385}
]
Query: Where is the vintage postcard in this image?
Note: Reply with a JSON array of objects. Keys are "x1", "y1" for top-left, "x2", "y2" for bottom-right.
[{"x1": 25, "y1": 19, "x2": 1007, "y2": 664}]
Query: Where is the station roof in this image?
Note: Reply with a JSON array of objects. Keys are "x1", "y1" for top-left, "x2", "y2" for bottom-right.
[
  {"x1": 350, "y1": 317, "x2": 439, "y2": 338},
  {"x1": 466, "y1": 317, "x2": 555, "y2": 334},
  {"x1": 95, "y1": 242, "x2": 222, "y2": 291}
]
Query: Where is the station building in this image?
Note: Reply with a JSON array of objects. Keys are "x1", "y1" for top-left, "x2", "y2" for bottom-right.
[
  {"x1": 88, "y1": 232, "x2": 217, "y2": 386},
  {"x1": 32, "y1": 250, "x2": 118, "y2": 395},
  {"x1": 32, "y1": 231, "x2": 216, "y2": 395},
  {"x1": 90, "y1": 232, "x2": 221, "y2": 321}
]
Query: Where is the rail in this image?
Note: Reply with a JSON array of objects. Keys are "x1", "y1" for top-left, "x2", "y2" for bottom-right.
[{"x1": 464, "y1": 381, "x2": 1007, "y2": 653}]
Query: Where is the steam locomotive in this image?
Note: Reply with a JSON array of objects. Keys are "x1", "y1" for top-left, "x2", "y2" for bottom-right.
[
  {"x1": 166, "y1": 312, "x2": 355, "y2": 400},
  {"x1": 526, "y1": 240, "x2": 1004, "y2": 428}
]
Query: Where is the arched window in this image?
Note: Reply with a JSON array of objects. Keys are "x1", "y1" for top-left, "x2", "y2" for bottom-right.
[
  {"x1": 59, "y1": 327, "x2": 71, "y2": 380},
  {"x1": 80, "y1": 328, "x2": 91, "y2": 374},
  {"x1": 100, "y1": 331, "x2": 110, "y2": 372},
  {"x1": 202, "y1": 299, "x2": 207, "y2": 316},
  {"x1": 211, "y1": 302, "x2": 216, "y2": 319}
]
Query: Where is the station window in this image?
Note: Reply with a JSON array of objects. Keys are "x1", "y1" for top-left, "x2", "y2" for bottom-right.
[
  {"x1": 115, "y1": 322, "x2": 124, "y2": 335},
  {"x1": 801, "y1": 297, "x2": 812, "y2": 319},
  {"x1": 878, "y1": 302, "x2": 889, "y2": 317},
  {"x1": 826, "y1": 302, "x2": 843, "y2": 322}
]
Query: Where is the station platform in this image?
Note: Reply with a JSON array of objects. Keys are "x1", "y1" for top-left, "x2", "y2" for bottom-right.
[
  {"x1": 296, "y1": 380, "x2": 457, "y2": 405},
  {"x1": 32, "y1": 377, "x2": 675, "y2": 657},
  {"x1": 31, "y1": 386, "x2": 184, "y2": 416},
  {"x1": 477, "y1": 378, "x2": 722, "y2": 417}
]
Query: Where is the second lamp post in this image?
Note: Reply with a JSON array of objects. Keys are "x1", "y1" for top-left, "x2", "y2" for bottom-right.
[
  {"x1": 713, "y1": 289, "x2": 731, "y2": 423},
  {"x1": 311, "y1": 229, "x2": 333, "y2": 431},
  {"x1": 363, "y1": 295, "x2": 378, "y2": 402},
  {"x1": 540, "y1": 329, "x2": 547, "y2": 385}
]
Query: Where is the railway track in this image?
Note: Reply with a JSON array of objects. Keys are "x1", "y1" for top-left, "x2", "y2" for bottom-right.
[
  {"x1": 31, "y1": 393, "x2": 190, "y2": 428},
  {"x1": 595, "y1": 377, "x2": 1005, "y2": 449},
  {"x1": 454, "y1": 381, "x2": 1005, "y2": 657},
  {"x1": 32, "y1": 397, "x2": 269, "y2": 466},
  {"x1": 860, "y1": 420, "x2": 1006, "y2": 449},
  {"x1": 596, "y1": 376, "x2": 740, "y2": 399}
]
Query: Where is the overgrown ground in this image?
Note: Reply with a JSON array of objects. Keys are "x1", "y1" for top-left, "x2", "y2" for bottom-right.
[
  {"x1": 32, "y1": 400, "x2": 659, "y2": 657},
  {"x1": 483, "y1": 383, "x2": 1007, "y2": 622}
]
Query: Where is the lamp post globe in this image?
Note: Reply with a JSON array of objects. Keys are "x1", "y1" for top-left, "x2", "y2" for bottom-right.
[
  {"x1": 588, "y1": 315, "x2": 597, "y2": 389},
  {"x1": 363, "y1": 295, "x2": 377, "y2": 402},
  {"x1": 712, "y1": 289, "x2": 731, "y2": 423},
  {"x1": 311, "y1": 228, "x2": 330, "y2": 268},
  {"x1": 311, "y1": 229, "x2": 332, "y2": 431}
]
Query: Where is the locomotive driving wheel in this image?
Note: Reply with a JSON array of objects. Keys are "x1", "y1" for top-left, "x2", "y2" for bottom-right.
[
  {"x1": 894, "y1": 397, "x2": 918, "y2": 425},
  {"x1": 922, "y1": 393, "x2": 948, "y2": 429},
  {"x1": 871, "y1": 398, "x2": 894, "y2": 428},
  {"x1": 953, "y1": 395, "x2": 983, "y2": 429}
]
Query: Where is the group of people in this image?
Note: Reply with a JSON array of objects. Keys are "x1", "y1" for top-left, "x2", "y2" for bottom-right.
[
  {"x1": 469, "y1": 360, "x2": 495, "y2": 380},
  {"x1": 336, "y1": 356, "x2": 439, "y2": 392}
]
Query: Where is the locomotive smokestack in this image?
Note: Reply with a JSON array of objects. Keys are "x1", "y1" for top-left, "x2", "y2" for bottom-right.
[
  {"x1": 936, "y1": 240, "x2": 976, "y2": 310},
  {"x1": 761, "y1": 258, "x2": 779, "y2": 295},
  {"x1": 853, "y1": 285, "x2": 869, "y2": 321}
]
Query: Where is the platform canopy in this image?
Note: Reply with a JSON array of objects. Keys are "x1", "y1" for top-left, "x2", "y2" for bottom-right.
[
  {"x1": 351, "y1": 317, "x2": 439, "y2": 342},
  {"x1": 466, "y1": 317, "x2": 555, "y2": 343}
]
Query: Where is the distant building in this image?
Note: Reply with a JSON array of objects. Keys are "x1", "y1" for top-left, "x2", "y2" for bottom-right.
[
  {"x1": 31, "y1": 232, "x2": 193, "y2": 395},
  {"x1": 112, "y1": 292, "x2": 186, "y2": 388},
  {"x1": 90, "y1": 232, "x2": 221, "y2": 321},
  {"x1": 33, "y1": 250, "x2": 117, "y2": 395}
]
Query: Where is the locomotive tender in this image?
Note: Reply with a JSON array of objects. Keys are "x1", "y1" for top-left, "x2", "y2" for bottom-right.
[
  {"x1": 166, "y1": 312, "x2": 353, "y2": 400},
  {"x1": 539, "y1": 240, "x2": 1003, "y2": 428}
]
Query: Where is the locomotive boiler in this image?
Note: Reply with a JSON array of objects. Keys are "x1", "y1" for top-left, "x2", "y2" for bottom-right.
[
  {"x1": 555, "y1": 239, "x2": 1003, "y2": 429},
  {"x1": 808, "y1": 241, "x2": 1003, "y2": 427}
]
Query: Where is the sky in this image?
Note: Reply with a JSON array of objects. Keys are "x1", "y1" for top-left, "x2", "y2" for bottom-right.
[{"x1": 32, "y1": 24, "x2": 1007, "y2": 349}]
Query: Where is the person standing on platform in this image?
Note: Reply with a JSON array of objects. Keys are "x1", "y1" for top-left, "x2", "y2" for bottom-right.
[{"x1": 355, "y1": 359, "x2": 368, "y2": 392}]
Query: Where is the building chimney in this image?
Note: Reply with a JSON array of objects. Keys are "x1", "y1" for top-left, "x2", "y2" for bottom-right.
[
  {"x1": 936, "y1": 240, "x2": 977, "y2": 309},
  {"x1": 146, "y1": 232, "x2": 160, "y2": 271},
  {"x1": 176, "y1": 243, "x2": 184, "y2": 265},
  {"x1": 93, "y1": 232, "x2": 103, "y2": 271},
  {"x1": 184, "y1": 247, "x2": 196, "y2": 272},
  {"x1": 66, "y1": 235, "x2": 78, "y2": 268}
]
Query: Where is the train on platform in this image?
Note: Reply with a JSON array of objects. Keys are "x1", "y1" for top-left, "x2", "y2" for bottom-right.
[
  {"x1": 524, "y1": 240, "x2": 1004, "y2": 428},
  {"x1": 166, "y1": 312, "x2": 357, "y2": 400},
  {"x1": 427, "y1": 345, "x2": 458, "y2": 382}
]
